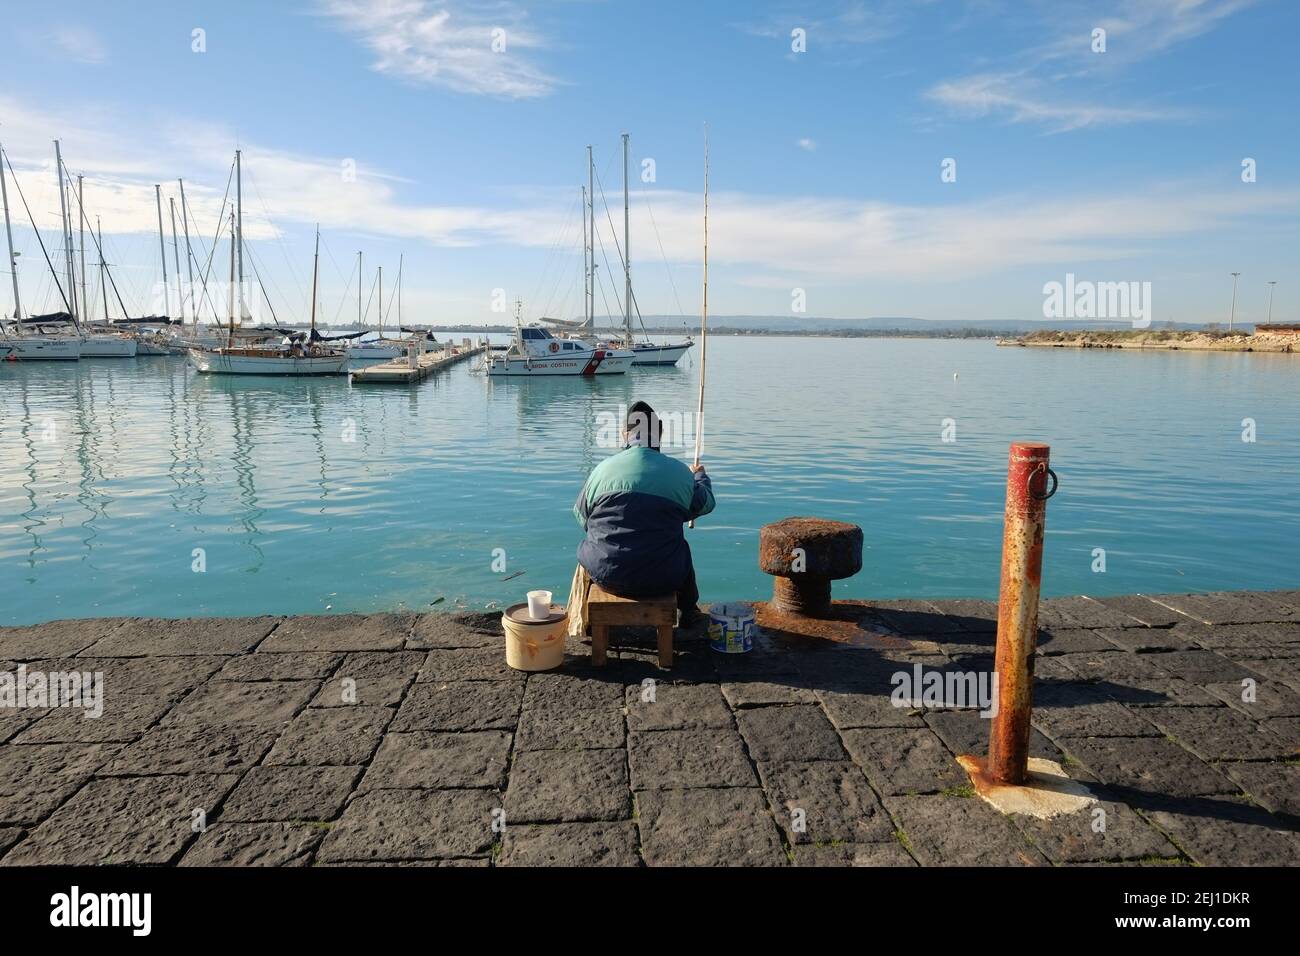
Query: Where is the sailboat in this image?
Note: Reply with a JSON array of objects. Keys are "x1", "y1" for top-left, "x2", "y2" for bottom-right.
[
  {"x1": 0, "y1": 140, "x2": 81, "y2": 360},
  {"x1": 188, "y1": 152, "x2": 347, "y2": 376},
  {"x1": 344, "y1": 256, "x2": 408, "y2": 363}
]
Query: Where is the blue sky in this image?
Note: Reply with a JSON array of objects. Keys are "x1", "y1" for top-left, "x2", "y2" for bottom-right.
[{"x1": 1, "y1": 0, "x2": 1296, "y2": 326}]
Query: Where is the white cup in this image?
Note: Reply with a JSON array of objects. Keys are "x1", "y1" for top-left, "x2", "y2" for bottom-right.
[{"x1": 527, "y1": 590, "x2": 552, "y2": 620}]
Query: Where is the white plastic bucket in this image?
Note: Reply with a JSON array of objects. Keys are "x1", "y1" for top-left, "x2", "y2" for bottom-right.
[{"x1": 708, "y1": 602, "x2": 755, "y2": 654}]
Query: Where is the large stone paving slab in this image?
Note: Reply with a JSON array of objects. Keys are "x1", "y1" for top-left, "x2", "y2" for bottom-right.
[
  {"x1": 216, "y1": 652, "x2": 341, "y2": 682},
  {"x1": 735, "y1": 704, "x2": 846, "y2": 762},
  {"x1": 160, "y1": 680, "x2": 318, "y2": 729},
  {"x1": 219, "y1": 766, "x2": 362, "y2": 822},
  {"x1": 1089, "y1": 595, "x2": 1190, "y2": 627},
  {"x1": 817, "y1": 684, "x2": 926, "y2": 729},
  {"x1": 757, "y1": 760, "x2": 895, "y2": 845},
  {"x1": 80, "y1": 616, "x2": 279, "y2": 657},
  {"x1": 842, "y1": 727, "x2": 967, "y2": 795},
  {"x1": 515, "y1": 707, "x2": 624, "y2": 751},
  {"x1": 1140, "y1": 797, "x2": 1300, "y2": 866},
  {"x1": 263, "y1": 706, "x2": 392, "y2": 766},
  {"x1": 499, "y1": 821, "x2": 640, "y2": 867},
  {"x1": 361, "y1": 731, "x2": 511, "y2": 790},
  {"x1": 504, "y1": 749, "x2": 631, "y2": 823},
  {"x1": 1219, "y1": 761, "x2": 1300, "y2": 817},
  {"x1": 310, "y1": 650, "x2": 425, "y2": 709},
  {"x1": 0, "y1": 743, "x2": 120, "y2": 826},
  {"x1": 2, "y1": 773, "x2": 238, "y2": 865},
  {"x1": 1139, "y1": 706, "x2": 1294, "y2": 760},
  {"x1": 887, "y1": 794, "x2": 1048, "y2": 866},
  {"x1": 417, "y1": 646, "x2": 525, "y2": 682},
  {"x1": 636, "y1": 788, "x2": 786, "y2": 866},
  {"x1": 1058, "y1": 736, "x2": 1237, "y2": 797},
  {"x1": 625, "y1": 682, "x2": 733, "y2": 731},
  {"x1": 316, "y1": 788, "x2": 499, "y2": 862},
  {"x1": 30, "y1": 655, "x2": 227, "y2": 699},
  {"x1": 407, "y1": 613, "x2": 503, "y2": 650},
  {"x1": 628, "y1": 728, "x2": 757, "y2": 790},
  {"x1": 101, "y1": 725, "x2": 277, "y2": 775},
  {"x1": 391, "y1": 681, "x2": 521, "y2": 732},
  {"x1": 179, "y1": 822, "x2": 325, "y2": 866},
  {"x1": 258, "y1": 614, "x2": 414, "y2": 652},
  {"x1": 0, "y1": 618, "x2": 129, "y2": 659},
  {"x1": 793, "y1": 841, "x2": 917, "y2": 867},
  {"x1": 1009, "y1": 792, "x2": 1181, "y2": 863},
  {"x1": 14, "y1": 694, "x2": 173, "y2": 744}
]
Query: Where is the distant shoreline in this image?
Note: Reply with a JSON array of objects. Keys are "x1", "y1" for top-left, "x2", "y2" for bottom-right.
[{"x1": 1002, "y1": 329, "x2": 1297, "y2": 354}]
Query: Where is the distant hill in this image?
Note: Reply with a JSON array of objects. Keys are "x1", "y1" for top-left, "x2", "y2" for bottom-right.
[{"x1": 625, "y1": 315, "x2": 1216, "y2": 334}]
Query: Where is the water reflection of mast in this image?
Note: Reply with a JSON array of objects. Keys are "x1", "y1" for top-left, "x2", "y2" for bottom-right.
[
  {"x1": 73, "y1": 363, "x2": 107, "y2": 566},
  {"x1": 225, "y1": 386, "x2": 266, "y2": 571},
  {"x1": 16, "y1": 373, "x2": 48, "y2": 572}
]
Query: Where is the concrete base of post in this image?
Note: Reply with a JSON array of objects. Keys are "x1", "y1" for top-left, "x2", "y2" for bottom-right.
[{"x1": 957, "y1": 754, "x2": 1096, "y2": 819}]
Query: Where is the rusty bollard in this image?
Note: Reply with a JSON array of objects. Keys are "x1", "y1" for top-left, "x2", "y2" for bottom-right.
[
  {"x1": 982, "y1": 442, "x2": 1056, "y2": 786},
  {"x1": 759, "y1": 518, "x2": 863, "y2": 618}
]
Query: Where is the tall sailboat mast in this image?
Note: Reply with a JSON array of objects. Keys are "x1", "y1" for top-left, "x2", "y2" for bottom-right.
[
  {"x1": 0, "y1": 142, "x2": 22, "y2": 324},
  {"x1": 357, "y1": 251, "x2": 363, "y2": 329},
  {"x1": 226, "y1": 210, "x2": 236, "y2": 347},
  {"x1": 98, "y1": 217, "x2": 109, "y2": 322},
  {"x1": 587, "y1": 145, "x2": 594, "y2": 329},
  {"x1": 378, "y1": 265, "x2": 383, "y2": 335},
  {"x1": 622, "y1": 132, "x2": 631, "y2": 345},
  {"x1": 397, "y1": 254, "x2": 403, "y2": 329},
  {"x1": 309, "y1": 225, "x2": 320, "y2": 335},
  {"x1": 154, "y1": 184, "x2": 169, "y2": 319},
  {"x1": 54, "y1": 140, "x2": 79, "y2": 328},
  {"x1": 235, "y1": 150, "x2": 244, "y2": 322},
  {"x1": 179, "y1": 179, "x2": 196, "y2": 326},
  {"x1": 78, "y1": 175, "x2": 87, "y2": 323},
  {"x1": 169, "y1": 197, "x2": 184, "y2": 324}
]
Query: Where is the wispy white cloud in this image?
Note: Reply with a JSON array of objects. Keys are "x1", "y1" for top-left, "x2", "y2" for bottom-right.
[
  {"x1": 317, "y1": 0, "x2": 557, "y2": 98},
  {"x1": 738, "y1": 1, "x2": 902, "y2": 45},
  {"x1": 926, "y1": 72, "x2": 1191, "y2": 131},
  {"x1": 796, "y1": 137, "x2": 816, "y2": 151},
  {"x1": 929, "y1": 0, "x2": 1253, "y2": 130},
  {"x1": 42, "y1": 25, "x2": 108, "y2": 65}
]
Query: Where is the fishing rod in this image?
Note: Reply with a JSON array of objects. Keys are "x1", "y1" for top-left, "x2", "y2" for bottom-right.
[{"x1": 689, "y1": 123, "x2": 709, "y2": 530}]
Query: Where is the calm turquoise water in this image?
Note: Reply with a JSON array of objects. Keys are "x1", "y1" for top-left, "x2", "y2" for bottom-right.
[{"x1": 2, "y1": 337, "x2": 1296, "y2": 626}]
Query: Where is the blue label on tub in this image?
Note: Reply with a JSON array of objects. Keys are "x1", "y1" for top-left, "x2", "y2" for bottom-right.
[{"x1": 708, "y1": 605, "x2": 754, "y2": 654}]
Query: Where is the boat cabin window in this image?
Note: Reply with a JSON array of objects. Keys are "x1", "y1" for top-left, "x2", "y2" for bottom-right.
[{"x1": 521, "y1": 327, "x2": 554, "y2": 341}]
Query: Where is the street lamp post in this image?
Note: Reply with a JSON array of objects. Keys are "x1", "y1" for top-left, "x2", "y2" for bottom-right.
[{"x1": 1229, "y1": 272, "x2": 1241, "y2": 331}]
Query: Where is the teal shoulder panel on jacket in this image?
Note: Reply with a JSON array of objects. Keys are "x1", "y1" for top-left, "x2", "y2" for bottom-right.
[{"x1": 583, "y1": 446, "x2": 694, "y2": 511}]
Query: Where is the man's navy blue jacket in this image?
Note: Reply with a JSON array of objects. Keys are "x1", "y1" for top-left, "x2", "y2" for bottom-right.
[{"x1": 574, "y1": 445, "x2": 715, "y2": 597}]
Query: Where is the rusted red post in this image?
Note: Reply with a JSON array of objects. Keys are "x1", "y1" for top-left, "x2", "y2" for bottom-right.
[{"x1": 986, "y1": 442, "x2": 1053, "y2": 785}]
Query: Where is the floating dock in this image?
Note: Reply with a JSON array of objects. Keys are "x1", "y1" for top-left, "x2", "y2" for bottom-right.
[{"x1": 349, "y1": 344, "x2": 487, "y2": 384}]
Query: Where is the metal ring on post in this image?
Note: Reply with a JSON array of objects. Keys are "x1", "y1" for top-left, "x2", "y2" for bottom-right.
[{"x1": 1027, "y1": 465, "x2": 1059, "y2": 501}]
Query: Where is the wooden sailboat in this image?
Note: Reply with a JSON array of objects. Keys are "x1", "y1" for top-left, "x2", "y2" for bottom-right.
[{"x1": 187, "y1": 152, "x2": 346, "y2": 376}]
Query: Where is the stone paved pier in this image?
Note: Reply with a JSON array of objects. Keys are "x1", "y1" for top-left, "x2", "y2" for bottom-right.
[{"x1": 1, "y1": 591, "x2": 1297, "y2": 866}]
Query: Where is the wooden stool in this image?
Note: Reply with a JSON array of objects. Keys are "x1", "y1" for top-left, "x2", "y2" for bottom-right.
[{"x1": 588, "y1": 583, "x2": 676, "y2": 669}]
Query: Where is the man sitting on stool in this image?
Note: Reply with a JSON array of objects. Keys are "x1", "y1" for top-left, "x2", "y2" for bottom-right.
[{"x1": 573, "y1": 401, "x2": 714, "y2": 627}]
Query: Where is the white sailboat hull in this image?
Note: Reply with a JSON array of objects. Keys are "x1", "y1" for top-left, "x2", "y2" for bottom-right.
[
  {"x1": 347, "y1": 342, "x2": 406, "y2": 362},
  {"x1": 631, "y1": 342, "x2": 693, "y2": 366},
  {"x1": 187, "y1": 348, "x2": 349, "y2": 376},
  {"x1": 79, "y1": 334, "x2": 138, "y2": 357},
  {"x1": 2, "y1": 338, "x2": 81, "y2": 360}
]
